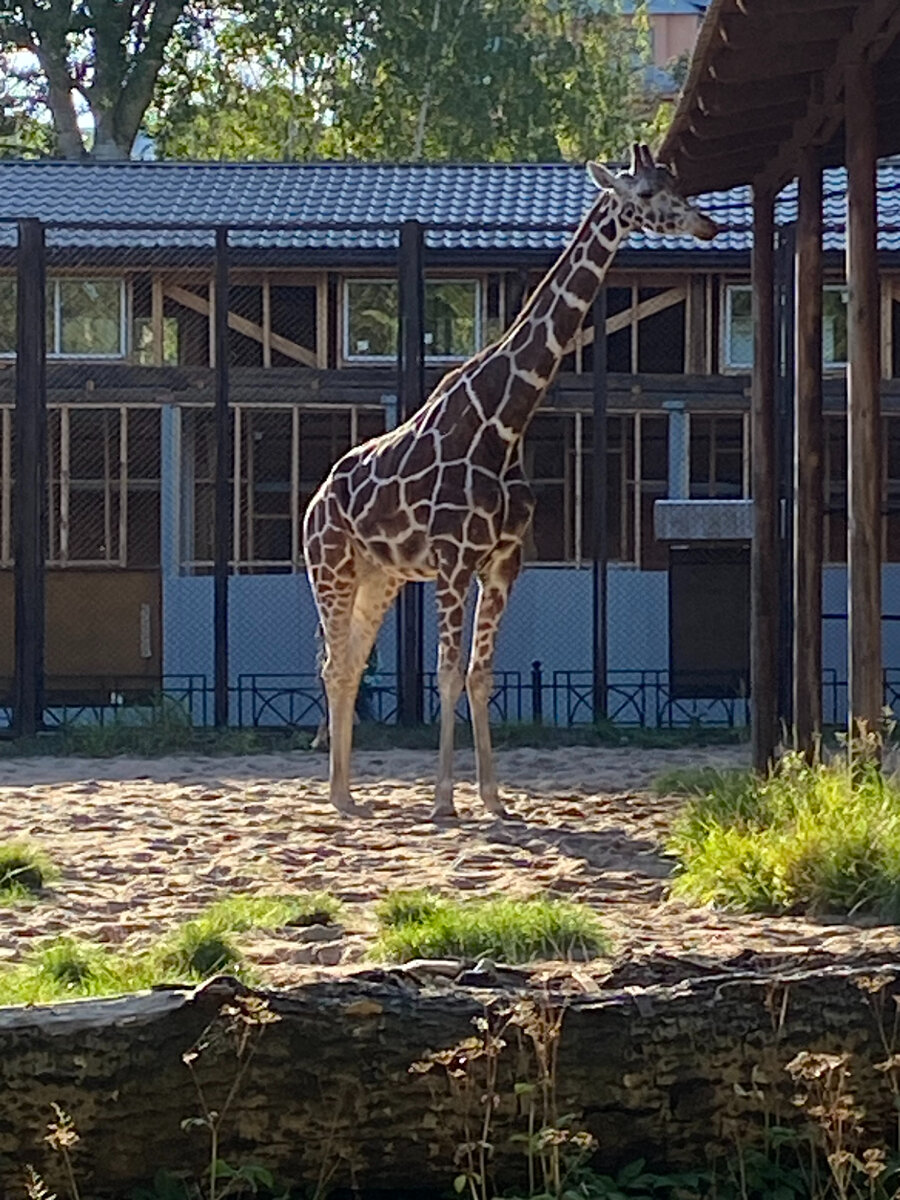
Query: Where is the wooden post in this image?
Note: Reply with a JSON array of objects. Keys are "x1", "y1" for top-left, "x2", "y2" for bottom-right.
[
  {"x1": 751, "y1": 189, "x2": 779, "y2": 773},
  {"x1": 845, "y1": 60, "x2": 882, "y2": 742},
  {"x1": 13, "y1": 219, "x2": 47, "y2": 737},
  {"x1": 794, "y1": 149, "x2": 824, "y2": 755},
  {"x1": 214, "y1": 227, "x2": 232, "y2": 728},
  {"x1": 396, "y1": 221, "x2": 425, "y2": 725},
  {"x1": 776, "y1": 227, "x2": 796, "y2": 732},
  {"x1": 592, "y1": 289, "x2": 608, "y2": 722}
]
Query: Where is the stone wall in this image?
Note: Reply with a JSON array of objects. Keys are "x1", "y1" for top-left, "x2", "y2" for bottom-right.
[{"x1": 3, "y1": 964, "x2": 900, "y2": 1197}]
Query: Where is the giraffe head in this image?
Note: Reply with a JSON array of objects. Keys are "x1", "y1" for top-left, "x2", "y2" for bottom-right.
[{"x1": 588, "y1": 143, "x2": 718, "y2": 242}]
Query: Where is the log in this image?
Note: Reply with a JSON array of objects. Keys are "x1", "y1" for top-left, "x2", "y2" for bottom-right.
[{"x1": 4, "y1": 964, "x2": 900, "y2": 1197}]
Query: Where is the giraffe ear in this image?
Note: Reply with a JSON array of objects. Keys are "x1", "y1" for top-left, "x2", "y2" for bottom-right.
[{"x1": 587, "y1": 161, "x2": 623, "y2": 193}]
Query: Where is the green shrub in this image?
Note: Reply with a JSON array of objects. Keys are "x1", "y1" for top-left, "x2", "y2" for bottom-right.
[
  {"x1": 372, "y1": 891, "x2": 610, "y2": 964},
  {"x1": 668, "y1": 753, "x2": 900, "y2": 917}
]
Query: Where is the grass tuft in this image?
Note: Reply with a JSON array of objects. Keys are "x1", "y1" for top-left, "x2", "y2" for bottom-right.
[
  {"x1": 0, "y1": 841, "x2": 55, "y2": 904},
  {"x1": 372, "y1": 891, "x2": 610, "y2": 964},
  {"x1": 668, "y1": 753, "x2": 900, "y2": 918},
  {"x1": 202, "y1": 891, "x2": 341, "y2": 932}
]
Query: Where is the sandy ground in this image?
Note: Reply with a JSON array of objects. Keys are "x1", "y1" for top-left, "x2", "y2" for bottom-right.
[{"x1": 1, "y1": 743, "x2": 899, "y2": 991}]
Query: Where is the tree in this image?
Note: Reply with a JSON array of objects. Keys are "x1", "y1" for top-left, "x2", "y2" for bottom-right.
[
  {"x1": 149, "y1": 0, "x2": 655, "y2": 163},
  {"x1": 0, "y1": 0, "x2": 198, "y2": 159}
]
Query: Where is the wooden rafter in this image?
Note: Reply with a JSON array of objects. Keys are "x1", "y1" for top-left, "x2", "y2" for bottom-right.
[
  {"x1": 760, "y1": 0, "x2": 900, "y2": 190},
  {"x1": 165, "y1": 283, "x2": 318, "y2": 368}
]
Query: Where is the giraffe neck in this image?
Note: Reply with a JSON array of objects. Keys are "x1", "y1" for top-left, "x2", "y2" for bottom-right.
[{"x1": 469, "y1": 189, "x2": 627, "y2": 438}]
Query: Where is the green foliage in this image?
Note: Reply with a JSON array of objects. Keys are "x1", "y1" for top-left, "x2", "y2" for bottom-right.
[
  {"x1": 668, "y1": 754, "x2": 900, "y2": 917},
  {"x1": 372, "y1": 891, "x2": 609, "y2": 963},
  {"x1": 149, "y1": 0, "x2": 660, "y2": 163},
  {"x1": 0, "y1": 840, "x2": 54, "y2": 900}
]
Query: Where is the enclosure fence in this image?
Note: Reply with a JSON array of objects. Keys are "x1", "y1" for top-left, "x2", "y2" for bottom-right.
[{"x1": 0, "y1": 177, "x2": 893, "y2": 733}]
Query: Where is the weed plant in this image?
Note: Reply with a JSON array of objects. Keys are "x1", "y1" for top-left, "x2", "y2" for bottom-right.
[
  {"x1": 373, "y1": 890, "x2": 609, "y2": 964},
  {"x1": 668, "y1": 753, "x2": 900, "y2": 917}
]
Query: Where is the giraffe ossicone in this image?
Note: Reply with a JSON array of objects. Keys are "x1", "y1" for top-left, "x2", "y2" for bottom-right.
[{"x1": 303, "y1": 145, "x2": 717, "y2": 819}]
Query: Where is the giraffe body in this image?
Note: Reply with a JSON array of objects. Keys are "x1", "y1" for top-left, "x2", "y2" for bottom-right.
[{"x1": 303, "y1": 147, "x2": 717, "y2": 818}]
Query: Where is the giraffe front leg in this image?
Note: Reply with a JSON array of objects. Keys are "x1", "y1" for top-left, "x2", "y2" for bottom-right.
[
  {"x1": 433, "y1": 574, "x2": 470, "y2": 821},
  {"x1": 467, "y1": 548, "x2": 520, "y2": 819}
]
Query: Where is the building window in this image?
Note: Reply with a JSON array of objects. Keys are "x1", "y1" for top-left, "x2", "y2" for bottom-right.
[
  {"x1": 723, "y1": 285, "x2": 753, "y2": 370},
  {"x1": 181, "y1": 404, "x2": 387, "y2": 573},
  {"x1": 824, "y1": 413, "x2": 900, "y2": 563},
  {"x1": 0, "y1": 276, "x2": 127, "y2": 358},
  {"x1": 43, "y1": 405, "x2": 161, "y2": 566},
  {"x1": 690, "y1": 414, "x2": 746, "y2": 499},
  {"x1": 0, "y1": 278, "x2": 14, "y2": 355},
  {"x1": 823, "y1": 287, "x2": 849, "y2": 367},
  {"x1": 344, "y1": 279, "x2": 481, "y2": 362},
  {"x1": 724, "y1": 283, "x2": 849, "y2": 370}
]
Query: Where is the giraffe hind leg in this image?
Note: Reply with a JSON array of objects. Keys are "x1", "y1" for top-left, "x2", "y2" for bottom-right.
[
  {"x1": 320, "y1": 567, "x2": 401, "y2": 816},
  {"x1": 432, "y1": 567, "x2": 471, "y2": 821},
  {"x1": 467, "y1": 548, "x2": 521, "y2": 819}
]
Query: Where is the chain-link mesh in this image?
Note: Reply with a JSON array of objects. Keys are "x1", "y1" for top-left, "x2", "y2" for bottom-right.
[{"x1": 3, "y1": 168, "x2": 899, "y2": 732}]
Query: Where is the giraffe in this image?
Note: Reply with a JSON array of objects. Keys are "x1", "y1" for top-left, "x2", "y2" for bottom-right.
[{"x1": 303, "y1": 145, "x2": 717, "y2": 819}]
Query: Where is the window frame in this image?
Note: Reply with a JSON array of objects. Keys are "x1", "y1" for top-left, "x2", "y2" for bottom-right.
[
  {"x1": 0, "y1": 275, "x2": 129, "y2": 360},
  {"x1": 342, "y1": 276, "x2": 483, "y2": 364},
  {"x1": 722, "y1": 280, "x2": 850, "y2": 372}
]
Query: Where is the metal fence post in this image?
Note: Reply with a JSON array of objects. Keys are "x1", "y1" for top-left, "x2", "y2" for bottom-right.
[
  {"x1": 396, "y1": 220, "x2": 425, "y2": 725},
  {"x1": 531, "y1": 660, "x2": 543, "y2": 724},
  {"x1": 214, "y1": 227, "x2": 231, "y2": 727},
  {"x1": 13, "y1": 219, "x2": 47, "y2": 738},
  {"x1": 592, "y1": 288, "x2": 609, "y2": 722}
]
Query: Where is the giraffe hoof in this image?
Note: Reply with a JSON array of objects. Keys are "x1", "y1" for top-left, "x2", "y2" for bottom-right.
[
  {"x1": 332, "y1": 796, "x2": 371, "y2": 818},
  {"x1": 429, "y1": 804, "x2": 459, "y2": 823},
  {"x1": 484, "y1": 803, "x2": 513, "y2": 821}
]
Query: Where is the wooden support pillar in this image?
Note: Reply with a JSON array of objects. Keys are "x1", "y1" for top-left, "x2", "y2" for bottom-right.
[
  {"x1": 13, "y1": 219, "x2": 47, "y2": 738},
  {"x1": 213, "y1": 227, "x2": 232, "y2": 729},
  {"x1": 591, "y1": 289, "x2": 608, "y2": 722},
  {"x1": 845, "y1": 61, "x2": 882, "y2": 741},
  {"x1": 794, "y1": 149, "x2": 824, "y2": 754},
  {"x1": 751, "y1": 188, "x2": 779, "y2": 773}
]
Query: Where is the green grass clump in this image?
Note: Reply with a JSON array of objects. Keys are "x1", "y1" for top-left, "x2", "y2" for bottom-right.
[
  {"x1": 668, "y1": 753, "x2": 900, "y2": 918},
  {"x1": 0, "y1": 890, "x2": 341, "y2": 1007},
  {"x1": 0, "y1": 841, "x2": 55, "y2": 904},
  {"x1": 372, "y1": 890, "x2": 610, "y2": 964},
  {"x1": 202, "y1": 891, "x2": 341, "y2": 932},
  {"x1": 653, "y1": 765, "x2": 751, "y2": 798}
]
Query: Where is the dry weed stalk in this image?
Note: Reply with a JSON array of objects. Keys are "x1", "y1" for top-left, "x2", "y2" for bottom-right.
[
  {"x1": 410, "y1": 997, "x2": 594, "y2": 1200},
  {"x1": 182, "y1": 994, "x2": 281, "y2": 1200}
]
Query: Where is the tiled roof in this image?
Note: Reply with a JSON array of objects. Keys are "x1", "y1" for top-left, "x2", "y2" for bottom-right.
[{"x1": 0, "y1": 159, "x2": 898, "y2": 259}]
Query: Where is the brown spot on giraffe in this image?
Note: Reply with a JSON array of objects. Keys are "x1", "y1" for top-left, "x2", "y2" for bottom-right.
[{"x1": 303, "y1": 145, "x2": 718, "y2": 817}]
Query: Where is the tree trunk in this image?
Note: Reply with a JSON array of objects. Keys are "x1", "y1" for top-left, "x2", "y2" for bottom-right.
[{"x1": 3, "y1": 965, "x2": 900, "y2": 1196}]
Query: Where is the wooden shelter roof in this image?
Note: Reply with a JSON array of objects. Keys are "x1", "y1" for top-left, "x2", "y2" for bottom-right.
[{"x1": 658, "y1": 0, "x2": 900, "y2": 195}]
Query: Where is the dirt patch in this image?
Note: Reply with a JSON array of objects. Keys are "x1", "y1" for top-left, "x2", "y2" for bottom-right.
[{"x1": 1, "y1": 743, "x2": 898, "y2": 990}]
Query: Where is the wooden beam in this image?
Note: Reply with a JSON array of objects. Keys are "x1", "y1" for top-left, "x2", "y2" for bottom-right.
[
  {"x1": 261, "y1": 275, "x2": 271, "y2": 369},
  {"x1": 719, "y1": 8, "x2": 853, "y2": 48},
  {"x1": 688, "y1": 103, "x2": 809, "y2": 141},
  {"x1": 710, "y1": 40, "x2": 837, "y2": 84},
  {"x1": 751, "y1": 188, "x2": 779, "y2": 773},
  {"x1": 696, "y1": 75, "x2": 811, "y2": 116},
  {"x1": 164, "y1": 284, "x2": 317, "y2": 368},
  {"x1": 685, "y1": 277, "x2": 707, "y2": 375},
  {"x1": 793, "y1": 148, "x2": 824, "y2": 755},
  {"x1": 845, "y1": 60, "x2": 882, "y2": 742},
  {"x1": 762, "y1": 0, "x2": 900, "y2": 193},
  {"x1": 573, "y1": 287, "x2": 685, "y2": 349},
  {"x1": 677, "y1": 128, "x2": 795, "y2": 163},
  {"x1": 150, "y1": 275, "x2": 164, "y2": 367}
]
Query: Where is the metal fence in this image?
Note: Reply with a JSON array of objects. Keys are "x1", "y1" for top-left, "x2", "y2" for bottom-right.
[{"x1": 0, "y1": 201, "x2": 879, "y2": 734}]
